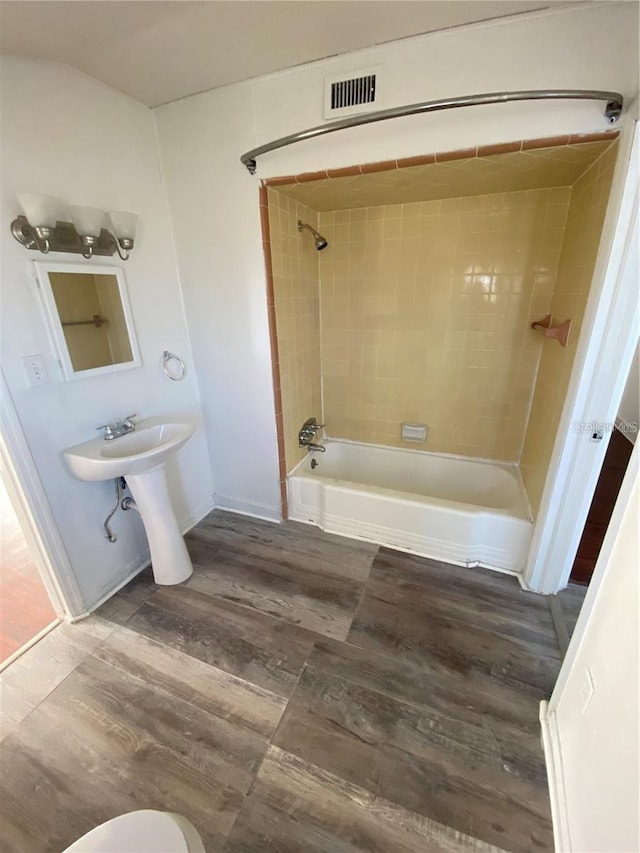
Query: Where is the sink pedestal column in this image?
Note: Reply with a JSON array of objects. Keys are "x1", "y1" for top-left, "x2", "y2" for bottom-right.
[{"x1": 125, "y1": 465, "x2": 193, "y2": 585}]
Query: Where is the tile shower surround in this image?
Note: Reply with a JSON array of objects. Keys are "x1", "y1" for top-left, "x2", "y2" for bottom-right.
[
  {"x1": 520, "y1": 141, "x2": 618, "y2": 513},
  {"x1": 264, "y1": 132, "x2": 617, "y2": 191},
  {"x1": 317, "y1": 188, "x2": 570, "y2": 459},
  {"x1": 259, "y1": 132, "x2": 618, "y2": 516},
  {"x1": 266, "y1": 192, "x2": 322, "y2": 473}
]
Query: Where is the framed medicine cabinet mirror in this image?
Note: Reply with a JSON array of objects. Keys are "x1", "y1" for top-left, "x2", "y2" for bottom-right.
[{"x1": 34, "y1": 261, "x2": 141, "y2": 381}]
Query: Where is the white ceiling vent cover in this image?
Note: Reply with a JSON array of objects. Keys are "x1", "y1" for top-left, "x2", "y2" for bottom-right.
[{"x1": 324, "y1": 67, "x2": 383, "y2": 119}]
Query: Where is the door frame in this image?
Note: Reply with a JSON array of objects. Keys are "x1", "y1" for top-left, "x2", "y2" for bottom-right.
[
  {"x1": 524, "y1": 111, "x2": 639, "y2": 594},
  {"x1": 539, "y1": 439, "x2": 638, "y2": 851},
  {"x1": 0, "y1": 370, "x2": 85, "y2": 620}
]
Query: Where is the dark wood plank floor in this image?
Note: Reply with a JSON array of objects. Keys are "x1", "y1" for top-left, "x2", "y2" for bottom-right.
[
  {"x1": 556, "y1": 583, "x2": 587, "y2": 638},
  {"x1": 548, "y1": 583, "x2": 588, "y2": 656},
  {"x1": 0, "y1": 510, "x2": 562, "y2": 852}
]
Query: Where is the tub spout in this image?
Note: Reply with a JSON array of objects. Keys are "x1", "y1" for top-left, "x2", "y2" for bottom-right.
[{"x1": 306, "y1": 442, "x2": 326, "y2": 452}]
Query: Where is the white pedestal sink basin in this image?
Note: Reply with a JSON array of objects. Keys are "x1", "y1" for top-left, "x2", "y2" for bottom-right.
[{"x1": 63, "y1": 418, "x2": 195, "y2": 585}]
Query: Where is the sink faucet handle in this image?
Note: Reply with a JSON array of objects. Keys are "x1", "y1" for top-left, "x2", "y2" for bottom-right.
[
  {"x1": 123, "y1": 413, "x2": 137, "y2": 425},
  {"x1": 96, "y1": 423, "x2": 115, "y2": 439}
]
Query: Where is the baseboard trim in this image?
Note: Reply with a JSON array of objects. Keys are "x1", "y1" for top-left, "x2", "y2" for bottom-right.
[
  {"x1": 73, "y1": 554, "x2": 151, "y2": 621},
  {"x1": 213, "y1": 493, "x2": 282, "y2": 523},
  {"x1": 179, "y1": 498, "x2": 215, "y2": 534},
  {"x1": 540, "y1": 700, "x2": 571, "y2": 852}
]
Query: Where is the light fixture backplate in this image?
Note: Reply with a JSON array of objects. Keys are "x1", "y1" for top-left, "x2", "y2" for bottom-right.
[{"x1": 11, "y1": 215, "x2": 117, "y2": 256}]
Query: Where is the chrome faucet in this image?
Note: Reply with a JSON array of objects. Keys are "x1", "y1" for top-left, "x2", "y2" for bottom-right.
[
  {"x1": 299, "y1": 418, "x2": 326, "y2": 452},
  {"x1": 96, "y1": 413, "x2": 137, "y2": 441}
]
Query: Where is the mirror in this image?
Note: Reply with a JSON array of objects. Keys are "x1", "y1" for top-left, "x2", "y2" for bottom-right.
[{"x1": 34, "y1": 261, "x2": 141, "y2": 380}]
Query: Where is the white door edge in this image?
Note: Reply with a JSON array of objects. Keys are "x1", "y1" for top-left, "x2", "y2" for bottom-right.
[
  {"x1": 0, "y1": 369, "x2": 85, "y2": 618},
  {"x1": 524, "y1": 111, "x2": 639, "y2": 595}
]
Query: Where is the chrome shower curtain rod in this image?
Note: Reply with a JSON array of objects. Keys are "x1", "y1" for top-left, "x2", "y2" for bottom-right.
[{"x1": 240, "y1": 89, "x2": 623, "y2": 174}]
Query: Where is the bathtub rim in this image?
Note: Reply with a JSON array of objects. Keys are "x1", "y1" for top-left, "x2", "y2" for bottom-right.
[{"x1": 289, "y1": 436, "x2": 534, "y2": 521}]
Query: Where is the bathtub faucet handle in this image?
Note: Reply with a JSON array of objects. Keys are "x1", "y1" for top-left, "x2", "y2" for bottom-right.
[{"x1": 299, "y1": 418, "x2": 326, "y2": 449}]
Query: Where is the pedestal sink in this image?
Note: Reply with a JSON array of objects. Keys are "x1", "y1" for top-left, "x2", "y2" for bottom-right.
[{"x1": 63, "y1": 418, "x2": 195, "y2": 585}]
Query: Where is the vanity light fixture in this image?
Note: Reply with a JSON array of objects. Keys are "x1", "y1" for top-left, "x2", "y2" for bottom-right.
[{"x1": 11, "y1": 194, "x2": 137, "y2": 261}]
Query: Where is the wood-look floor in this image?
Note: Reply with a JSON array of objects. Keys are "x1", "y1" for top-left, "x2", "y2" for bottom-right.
[
  {"x1": 548, "y1": 583, "x2": 588, "y2": 657},
  {"x1": 0, "y1": 511, "x2": 562, "y2": 852},
  {"x1": 0, "y1": 482, "x2": 57, "y2": 664}
]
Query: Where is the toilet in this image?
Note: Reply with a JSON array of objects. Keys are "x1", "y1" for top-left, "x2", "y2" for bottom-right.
[{"x1": 64, "y1": 810, "x2": 205, "y2": 852}]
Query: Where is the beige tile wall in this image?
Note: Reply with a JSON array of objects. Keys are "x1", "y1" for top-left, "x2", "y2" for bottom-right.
[
  {"x1": 520, "y1": 142, "x2": 618, "y2": 515},
  {"x1": 268, "y1": 189, "x2": 322, "y2": 471},
  {"x1": 277, "y1": 139, "x2": 611, "y2": 211},
  {"x1": 318, "y1": 188, "x2": 570, "y2": 459}
]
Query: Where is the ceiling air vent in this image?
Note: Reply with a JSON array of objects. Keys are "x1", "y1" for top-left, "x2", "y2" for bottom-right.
[{"x1": 324, "y1": 67, "x2": 382, "y2": 119}]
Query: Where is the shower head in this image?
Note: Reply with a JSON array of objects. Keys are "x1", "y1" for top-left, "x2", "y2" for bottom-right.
[{"x1": 297, "y1": 219, "x2": 328, "y2": 251}]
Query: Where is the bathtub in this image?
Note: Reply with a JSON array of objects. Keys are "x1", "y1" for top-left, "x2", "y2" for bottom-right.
[{"x1": 287, "y1": 440, "x2": 533, "y2": 575}]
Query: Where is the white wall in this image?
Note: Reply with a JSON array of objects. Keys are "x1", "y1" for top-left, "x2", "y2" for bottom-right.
[
  {"x1": 0, "y1": 58, "x2": 213, "y2": 609},
  {"x1": 618, "y1": 342, "x2": 639, "y2": 442},
  {"x1": 545, "y1": 445, "x2": 638, "y2": 851},
  {"x1": 155, "y1": 3, "x2": 639, "y2": 518},
  {"x1": 156, "y1": 83, "x2": 283, "y2": 519}
]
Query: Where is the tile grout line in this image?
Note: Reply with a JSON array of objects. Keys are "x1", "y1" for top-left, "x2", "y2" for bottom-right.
[
  {"x1": 343, "y1": 546, "x2": 380, "y2": 638},
  {"x1": 220, "y1": 636, "x2": 323, "y2": 846},
  {"x1": 362, "y1": 564, "x2": 561, "y2": 660},
  {"x1": 547, "y1": 595, "x2": 570, "y2": 658},
  {"x1": 66, "y1": 606, "x2": 294, "y2": 852},
  {"x1": 1, "y1": 625, "x2": 111, "y2": 741},
  {"x1": 72, "y1": 609, "x2": 294, "y2": 852},
  {"x1": 83, "y1": 634, "x2": 286, "y2": 745},
  {"x1": 356, "y1": 589, "x2": 562, "y2": 664},
  {"x1": 254, "y1": 654, "x2": 551, "y2": 848},
  {"x1": 143, "y1": 583, "x2": 348, "y2": 646}
]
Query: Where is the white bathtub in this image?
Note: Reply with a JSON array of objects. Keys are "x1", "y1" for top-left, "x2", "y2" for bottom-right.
[{"x1": 287, "y1": 440, "x2": 533, "y2": 575}]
